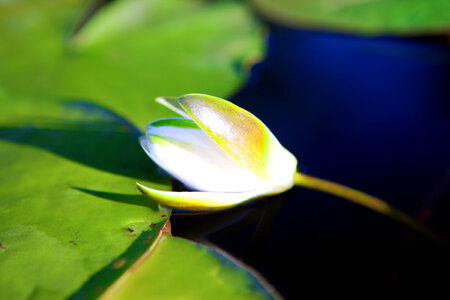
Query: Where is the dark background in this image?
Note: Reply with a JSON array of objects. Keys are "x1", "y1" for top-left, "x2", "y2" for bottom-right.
[{"x1": 173, "y1": 24, "x2": 450, "y2": 297}]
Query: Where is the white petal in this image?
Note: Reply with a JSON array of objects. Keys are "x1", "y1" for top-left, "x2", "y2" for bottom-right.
[
  {"x1": 141, "y1": 118, "x2": 269, "y2": 193},
  {"x1": 178, "y1": 94, "x2": 297, "y2": 192}
]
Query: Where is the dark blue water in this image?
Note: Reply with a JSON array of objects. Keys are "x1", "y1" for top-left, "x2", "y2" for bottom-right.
[{"x1": 172, "y1": 25, "x2": 450, "y2": 297}]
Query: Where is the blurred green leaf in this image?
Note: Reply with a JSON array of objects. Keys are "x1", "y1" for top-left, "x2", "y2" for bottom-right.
[
  {"x1": 248, "y1": 0, "x2": 450, "y2": 35},
  {"x1": 102, "y1": 235, "x2": 280, "y2": 300},
  {"x1": 0, "y1": 0, "x2": 262, "y2": 298},
  {"x1": 0, "y1": 0, "x2": 262, "y2": 127}
]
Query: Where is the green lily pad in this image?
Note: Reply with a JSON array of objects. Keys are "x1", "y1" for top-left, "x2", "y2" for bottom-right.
[
  {"x1": 102, "y1": 235, "x2": 281, "y2": 300},
  {"x1": 0, "y1": 0, "x2": 262, "y2": 298},
  {"x1": 248, "y1": 0, "x2": 450, "y2": 35},
  {"x1": 0, "y1": 91, "x2": 170, "y2": 300}
]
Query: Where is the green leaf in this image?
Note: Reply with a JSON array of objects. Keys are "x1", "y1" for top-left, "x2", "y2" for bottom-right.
[
  {"x1": 248, "y1": 0, "x2": 450, "y2": 35},
  {"x1": 0, "y1": 0, "x2": 263, "y2": 127},
  {"x1": 0, "y1": 0, "x2": 263, "y2": 298},
  {"x1": 102, "y1": 235, "x2": 281, "y2": 300},
  {"x1": 0, "y1": 92, "x2": 170, "y2": 300}
]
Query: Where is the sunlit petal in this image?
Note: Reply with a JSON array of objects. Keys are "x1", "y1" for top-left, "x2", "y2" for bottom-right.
[
  {"x1": 141, "y1": 118, "x2": 269, "y2": 193},
  {"x1": 156, "y1": 96, "x2": 191, "y2": 119},
  {"x1": 136, "y1": 183, "x2": 263, "y2": 211},
  {"x1": 178, "y1": 94, "x2": 297, "y2": 192}
]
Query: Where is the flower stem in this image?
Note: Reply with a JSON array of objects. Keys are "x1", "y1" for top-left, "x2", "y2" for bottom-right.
[{"x1": 294, "y1": 172, "x2": 449, "y2": 249}]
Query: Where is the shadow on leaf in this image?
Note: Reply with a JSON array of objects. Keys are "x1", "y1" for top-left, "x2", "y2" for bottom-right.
[
  {"x1": 70, "y1": 220, "x2": 167, "y2": 300},
  {"x1": 72, "y1": 186, "x2": 161, "y2": 210},
  {"x1": 0, "y1": 100, "x2": 166, "y2": 183}
]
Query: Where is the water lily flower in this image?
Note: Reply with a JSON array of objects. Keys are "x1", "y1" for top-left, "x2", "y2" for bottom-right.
[
  {"x1": 136, "y1": 93, "x2": 297, "y2": 211},
  {"x1": 136, "y1": 93, "x2": 446, "y2": 246}
]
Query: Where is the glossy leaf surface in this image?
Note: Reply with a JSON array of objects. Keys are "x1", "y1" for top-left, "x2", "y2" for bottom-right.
[{"x1": 103, "y1": 235, "x2": 280, "y2": 300}]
